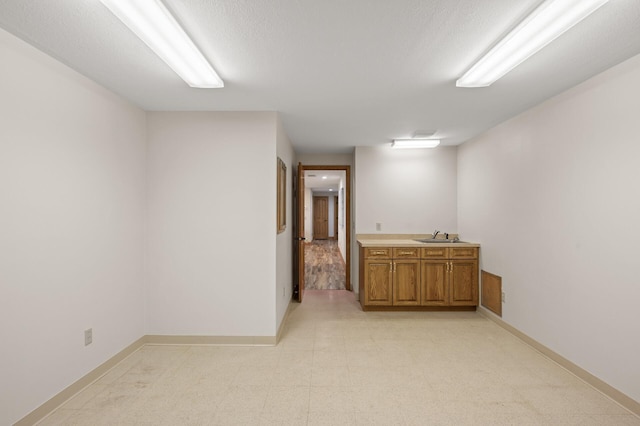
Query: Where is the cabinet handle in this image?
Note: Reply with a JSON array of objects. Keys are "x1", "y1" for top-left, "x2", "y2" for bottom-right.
[
  {"x1": 398, "y1": 250, "x2": 413, "y2": 255},
  {"x1": 371, "y1": 250, "x2": 386, "y2": 255}
]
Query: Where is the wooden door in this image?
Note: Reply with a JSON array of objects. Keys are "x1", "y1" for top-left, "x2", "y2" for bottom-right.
[
  {"x1": 393, "y1": 260, "x2": 420, "y2": 305},
  {"x1": 294, "y1": 163, "x2": 306, "y2": 302},
  {"x1": 450, "y1": 260, "x2": 478, "y2": 306},
  {"x1": 364, "y1": 259, "x2": 392, "y2": 305},
  {"x1": 313, "y1": 196, "x2": 329, "y2": 240},
  {"x1": 421, "y1": 260, "x2": 449, "y2": 305}
]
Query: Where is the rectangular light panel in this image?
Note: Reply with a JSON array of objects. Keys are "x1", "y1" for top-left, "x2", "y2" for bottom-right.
[
  {"x1": 391, "y1": 139, "x2": 441, "y2": 149},
  {"x1": 100, "y1": 0, "x2": 224, "y2": 88},
  {"x1": 456, "y1": 0, "x2": 609, "y2": 87}
]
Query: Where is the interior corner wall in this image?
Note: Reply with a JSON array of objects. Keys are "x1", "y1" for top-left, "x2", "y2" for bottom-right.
[
  {"x1": 0, "y1": 28, "x2": 146, "y2": 425},
  {"x1": 458, "y1": 53, "x2": 640, "y2": 402},
  {"x1": 145, "y1": 111, "x2": 278, "y2": 337},
  {"x1": 276, "y1": 115, "x2": 294, "y2": 331}
]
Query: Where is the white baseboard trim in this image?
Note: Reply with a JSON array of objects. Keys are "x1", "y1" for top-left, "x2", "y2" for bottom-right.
[
  {"x1": 18, "y1": 332, "x2": 282, "y2": 425},
  {"x1": 478, "y1": 306, "x2": 640, "y2": 417},
  {"x1": 276, "y1": 299, "x2": 295, "y2": 343},
  {"x1": 17, "y1": 336, "x2": 146, "y2": 426},
  {"x1": 145, "y1": 335, "x2": 276, "y2": 346}
]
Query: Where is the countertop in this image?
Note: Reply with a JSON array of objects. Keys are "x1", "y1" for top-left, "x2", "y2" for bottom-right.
[{"x1": 357, "y1": 234, "x2": 480, "y2": 248}]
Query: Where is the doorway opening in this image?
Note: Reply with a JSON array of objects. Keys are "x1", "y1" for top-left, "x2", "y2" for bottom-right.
[{"x1": 293, "y1": 165, "x2": 351, "y2": 302}]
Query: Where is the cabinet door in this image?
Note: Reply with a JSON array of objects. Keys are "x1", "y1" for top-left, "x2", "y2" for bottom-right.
[
  {"x1": 421, "y1": 260, "x2": 448, "y2": 305},
  {"x1": 450, "y1": 260, "x2": 478, "y2": 306},
  {"x1": 364, "y1": 260, "x2": 393, "y2": 305},
  {"x1": 393, "y1": 260, "x2": 420, "y2": 306}
]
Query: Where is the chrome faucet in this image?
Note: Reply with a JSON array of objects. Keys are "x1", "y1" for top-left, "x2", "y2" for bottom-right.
[{"x1": 432, "y1": 230, "x2": 440, "y2": 239}]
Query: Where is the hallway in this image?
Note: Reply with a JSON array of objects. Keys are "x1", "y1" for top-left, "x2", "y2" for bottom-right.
[{"x1": 304, "y1": 240, "x2": 346, "y2": 290}]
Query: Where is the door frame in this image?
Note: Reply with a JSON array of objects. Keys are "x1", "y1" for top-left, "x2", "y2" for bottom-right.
[{"x1": 294, "y1": 165, "x2": 352, "y2": 295}]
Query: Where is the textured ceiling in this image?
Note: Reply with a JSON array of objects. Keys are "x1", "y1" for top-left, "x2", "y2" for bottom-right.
[{"x1": 1, "y1": 0, "x2": 639, "y2": 153}]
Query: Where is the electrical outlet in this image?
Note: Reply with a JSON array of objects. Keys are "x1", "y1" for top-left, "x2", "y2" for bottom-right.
[
  {"x1": 376, "y1": 223, "x2": 382, "y2": 231},
  {"x1": 84, "y1": 328, "x2": 92, "y2": 346},
  {"x1": 501, "y1": 292, "x2": 506, "y2": 303}
]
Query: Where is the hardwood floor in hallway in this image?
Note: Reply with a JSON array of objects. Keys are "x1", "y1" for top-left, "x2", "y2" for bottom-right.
[{"x1": 304, "y1": 240, "x2": 346, "y2": 290}]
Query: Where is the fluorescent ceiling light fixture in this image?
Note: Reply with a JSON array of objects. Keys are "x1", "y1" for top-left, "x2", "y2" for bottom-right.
[
  {"x1": 100, "y1": 0, "x2": 224, "y2": 88},
  {"x1": 456, "y1": 0, "x2": 609, "y2": 88},
  {"x1": 391, "y1": 139, "x2": 441, "y2": 149}
]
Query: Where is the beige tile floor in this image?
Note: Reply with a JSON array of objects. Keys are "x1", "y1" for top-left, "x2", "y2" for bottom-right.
[{"x1": 38, "y1": 290, "x2": 639, "y2": 425}]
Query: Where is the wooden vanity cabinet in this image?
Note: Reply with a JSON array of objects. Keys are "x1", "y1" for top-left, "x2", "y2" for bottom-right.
[
  {"x1": 361, "y1": 247, "x2": 420, "y2": 306},
  {"x1": 450, "y1": 259, "x2": 478, "y2": 305},
  {"x1": 421, "y1": 260, "x2": 449, "y2": 305},
  {"x1": 392, "y1": 248, "x2": 420, "y2": 306},
  {"x1": 362, "y1": 247, "x2": 392, "y2": 305},
  {"x1": 422, "y1": 247, "x2": 478, "y2": 307},
  {"x1": 360, "y1": 244, "x2": 478, "y2": 311}
]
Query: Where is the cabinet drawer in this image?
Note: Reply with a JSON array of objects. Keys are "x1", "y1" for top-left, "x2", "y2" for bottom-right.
[
  {"x1": 421, "y1": 247, "x2": 449, "y2": 259},
  {"x1": 449, "y1": 247, "x2": 478, "y2": 259},
  {"x1": 364, "y1": 247, "x2": 392, "y2": 258},
  {"x1": 393, "y1": 247, "x2": 420, "y2": 258}
]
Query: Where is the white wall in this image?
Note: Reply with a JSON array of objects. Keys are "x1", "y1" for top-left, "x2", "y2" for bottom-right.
[
  {"x1": 0, "y1": 28, "x2": 146, "y2": 425},
  {"x1": 458, "y1": 53, "x2": 640, "y2": 402},
  {"x1": 355, "y1": 145, "x2": 458, "y2": 234},
  {"x1": 276, "y1": 116, "x2": 294, "y2": 331},
  {"x1": 296, "y1": 153, "x2": 354, "y2": 167},
  {"x1": 146, "y1": 112, "x2": 278, "y2": 337},
  {"x1": 304, "y1": 187, "x2": 314, "y2": 242}
]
